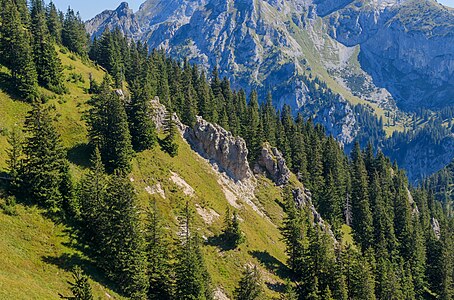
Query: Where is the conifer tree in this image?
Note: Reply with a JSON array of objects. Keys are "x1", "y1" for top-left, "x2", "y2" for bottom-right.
[
  {"x1": 6, "y1": 125, "x2": 23, "y2": 195},
  {"x1": 20, "y1": 101, "x2": 67, "y2": 215},
  {"x1": 222, "y1": 206, "x2": 245, "y2": 248},
  {"x1": 59, "y1": 266, "x2": 93, "y2": 300},
  {"x1": 280, "y1": 186, "x2": 305, "y2": 274},
  {"x1": 86, "y1": 76, "x2": 133, "y2": 174},
  {"x1": 98, "y1": 173, "x2": 149, "y2": 299},
  {"x1": 127, "y1": 80, "x2": 157, "y2": 152},
  {"x1": 46, "y1": 1, "x2": 62, "y2": 43},
  {"x1": 234, "y1": 265, "x2": 263, "y2": 300},
  {"x1": 147, "y1": 201, "x2": 173, "y2": 300},
  {"x1": 175, "y1": 201, "x2": 213, "y2": 300},
  {"x1": 77, "y1": 147, "x2": 107, "y2": 251},
  {"x1": 350, "y1": 142, "x2": 373, "y2": 250},
  {"x1": 161, "y1": 109, "x2": 179, "y2": 157},
  {"x1": 30, "y1": 0, "x2": 65, "y2": 93},
  {"x1": 0, "y1": 0, "x2": 38, "y2": 100},
  {"x1": 62, "y1": 8, "x2": 88, "y2": 57}
]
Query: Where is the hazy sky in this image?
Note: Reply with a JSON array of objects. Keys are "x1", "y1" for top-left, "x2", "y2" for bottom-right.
[{"x1": 48, "y1": 0, "x2": 454, "y2": 21}]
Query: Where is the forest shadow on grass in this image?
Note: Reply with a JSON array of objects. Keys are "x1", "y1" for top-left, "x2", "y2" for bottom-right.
[
  {"x1": 42, "y1": 252, "x2": 120, "y2": 296},
  {"x1": 0, "y1": 73, "x2": 22, "y2": 101},
  {"x1": 67, "y1": 143, "x2": 91, "y2": 168},
  {"x1": 206, "y1": 234, "x2": 237, "y2": 251},
  {"x1": 249, "y1": 250, "x2": 291, "y2": 280}
]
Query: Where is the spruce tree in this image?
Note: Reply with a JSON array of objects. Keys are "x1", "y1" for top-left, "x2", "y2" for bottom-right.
[
  {"x1": 86, "y1": 76, "x2": 133, "y2": 174},
  {"x1": 59, "y1": 266, "x2": 93, "y2": 300},
  {"x1": 234, "y1": 265, "x2": 263, "y2": 300},
  {"x1": 30, "y1": 0, "x2": 65, "y2": 93},
  {"x1": 6, "y1": 125, "x2": 23, "y2": 195},
  {"x1": 62, "y1": 8, "x2": 88, "y2": 57},
  {"x1": 127, "y1": 80, "x2": 157, "y2": 152},
  {"x1": 160, "y1": 109, "x2": 179, "y2": 157},
  {"x1": 147, "y1": 201, "x2": 174, "y2": 300},
  {"x1": 46, "y1": 1, "x2": 62, "y2": 43},
  {"x1": 0, "y1": 0, "x2": 38, "y2": 100},
  {"x1": 222, "y1": 207, "x2": 245, "y2": 249},
  {"x1": 99, "y1": 173, "x2": 149, "y2": 299},
  {"x1": 175, "y1": 201, "x2": 213, "y2": 300},
  {"x1": 77, "y1": 147, "x2": 107, "y2": 251},
  {"x1": 350, "y1": 142, "x2": 373, "y2": 251},
  {"x1": 280, "y1": 186, "x2": 305, "y2": 274},
  {"x1": 20, "y1": 101, "x2": 67, "y2": 215}
]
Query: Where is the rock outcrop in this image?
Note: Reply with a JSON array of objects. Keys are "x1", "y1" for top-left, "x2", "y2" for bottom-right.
[
  {"x1": 254, "y1": 143, "x2": 291, "y2": 186},
  {"x1": 431, "y1": 217, "x2": 441, "y2": 239},
  {"x1": 185, "y1": 117, "x2": 252, "y2": 182},
  {"x1": 292, "y1": 187, "x2": 336, "y2": 241},
  {"x1": 150, "y1": 97, "x2": 252, "y2": 182}
]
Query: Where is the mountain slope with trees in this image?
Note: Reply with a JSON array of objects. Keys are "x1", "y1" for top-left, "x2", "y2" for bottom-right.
[{"x1": 0, "y1": 1, "x2": 453, "y2": 300}]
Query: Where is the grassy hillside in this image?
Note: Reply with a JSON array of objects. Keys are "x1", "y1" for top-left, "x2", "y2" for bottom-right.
[{"x1": 0, "y1": 48, "x2": 294, "y2": 299}]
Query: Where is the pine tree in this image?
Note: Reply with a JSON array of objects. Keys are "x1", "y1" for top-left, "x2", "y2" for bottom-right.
[
  {"x1": 147, "y1": 201, "x2": 173, "y2": 300},
  {"x1": 175, "y1": 201, "x2": 213, "y2": 300},
  {"x1": 30, "y1": 0, "x2": 65, "y2": 93},
  {"x1": 98, "y1": 173, "x2": 149, "y2": 299},
  {"x1": 0, "y1": 0, "x2": 38, "y2": 100},
  {"x1": 59, "y1": 266, "x2": 93, "y2": 300},
  {"x1": 222, "y1": 206, "x2": 245, "y2": 248},
  {"x1": 20, "y1": 101, "x2": 67, "y2": 215},
  {"x1": 86, "y1": 76, "x2": 133, "y2": 174},
  {"x1": 160, "y1": 109, "x2": 179, "y2": 157},
  {"x1": 127, "y1": 80, "x2": 157, "y2": 152},
  {"x1": 6, "y1": 125, "x2": 23, "y2": 195},
  {"x1": 234, "y1": 265, "x2": 263, "y2": 300},
  {"x1": 46, "y1": 1, "x2": 62, "y2": 43},
  {"x1": 350, "y1": 142, "x2": 373, "y2": 251},
  {"x1": 62, "y1": 8, "x2": 88, "y2": 57}
]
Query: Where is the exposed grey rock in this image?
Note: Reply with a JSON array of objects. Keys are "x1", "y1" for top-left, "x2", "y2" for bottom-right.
[
  {"x1": 254, "y1": 143, "x2": 291, "y2": 186},
  {"x1": 292, "y1": 187, "x2": 336, "y2": 240},
  {"x1": 185, "y1": 116, "x2": 253, "y2": 182},
  {"x1": 86, "y1": 2, "x2": 141, "y2": 39},
  {"x1": 431, "y1": 217, "x2": 441, "y2": 239},
  {"x1": 150, "y1": 97, "x2": 252, "y2": 182}
]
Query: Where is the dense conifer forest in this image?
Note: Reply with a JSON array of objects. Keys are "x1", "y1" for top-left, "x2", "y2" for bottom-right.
[{"x1": 0, "y1": 1, "x2": 452, "y2": 300}]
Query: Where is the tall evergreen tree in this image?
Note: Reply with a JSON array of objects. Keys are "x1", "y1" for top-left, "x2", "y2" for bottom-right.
[
  {"x1": 86, "y1": 76, "x2": 133, "y2": 174},
  {"x1": 147, "y1": 201, "x2": 174, "y2": 300},
  {"x1": 46, "y1": 1, "x2": 62, "y2": 43},
  {"x1": 98, "y1": 173, "x2": 149, "y2": 299},
  {"x1": 160, "y1": 109, "x2": 179, "y2": 157},
  {"x1": 175, "y1": 201, "x2": 213, "y2": 300},
  {"x1": 30, "y1": 0, "x2": 65, "y2": 93},
  {"x1": 234, "y1": 265, "x2": 263, "y2": 300},
  {"x1": 62, "y1": 7, "x2": 88, "y2": 56},
  {"x1": 20, "y1": 101, "x2": 68, "y2": 215},
  {"x1": 0, "y1": 0, "x2": 38, "y2": 100},
  {"x1": 350, "y1": 142, "x2": 373, "y2": 250},
  {"x1": 127, "y1": 80, "x2": 157, "y2": 152}
]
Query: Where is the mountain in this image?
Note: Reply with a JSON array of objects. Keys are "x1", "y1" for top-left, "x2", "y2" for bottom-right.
[{"x1": 86, "y1": 0, "x2": 454, "y2": 182}]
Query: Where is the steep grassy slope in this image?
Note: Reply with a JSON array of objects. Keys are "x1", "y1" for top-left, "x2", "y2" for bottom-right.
[
  {"x1": 0, "y1": 48, "x2": 293, "y2": 298},
  {"x1": 0, "y1": 201, "x2": 123, "y2": 299}
]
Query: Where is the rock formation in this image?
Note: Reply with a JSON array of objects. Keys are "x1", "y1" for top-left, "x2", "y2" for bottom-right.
[
  {"x1": 185, "y1": 117, "x2": 252, "y2": 182},
  {"x1": 254, "y1": 143, "x2": 291, "y2": 186},
  {"x1": 151, "y1": 97, "x2": 252, "y2": 182}
]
